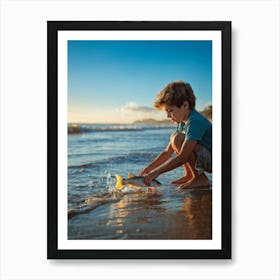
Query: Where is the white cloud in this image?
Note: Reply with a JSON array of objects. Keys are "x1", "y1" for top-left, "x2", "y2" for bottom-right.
[{"x1": 121, "y1": 102, "x2": 156, "y2": 113}]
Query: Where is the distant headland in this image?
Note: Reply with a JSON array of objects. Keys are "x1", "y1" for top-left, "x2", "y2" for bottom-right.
[
  {"x1": 133, "y1": 118, "x2": 172, "y2": 125},
  {"x1": 133, "y1": 105, "x2": 212, "y2": 124}
]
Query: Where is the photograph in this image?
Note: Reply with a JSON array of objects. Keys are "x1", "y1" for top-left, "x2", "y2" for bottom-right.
[
  {"x1": 48, "y1": 21, "x2": 231, "y2": 259},
  {"x1": 2, "y1": 0, "x2": 280, "y2": 278}
]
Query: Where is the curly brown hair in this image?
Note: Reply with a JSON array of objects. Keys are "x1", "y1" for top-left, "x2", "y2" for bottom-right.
[{"x1": 153, "y1": 81, "x2": 196, "y2": 110}]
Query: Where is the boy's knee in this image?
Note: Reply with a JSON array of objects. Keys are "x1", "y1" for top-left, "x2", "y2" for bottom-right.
[
  {"x1": 170, "y1": 132, "x2": 185, "y2": 147},
  {"x1": 170, "y1": 132, "x2": 176, "y2": 142}
]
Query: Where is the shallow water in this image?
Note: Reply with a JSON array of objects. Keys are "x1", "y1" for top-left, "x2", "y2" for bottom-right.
[
  {"x1": 68, "y1": 187, "x2": 212, "y2": 240},
  {"x1": 68, "y1": 123, "x2": 212, "y2": 240}
]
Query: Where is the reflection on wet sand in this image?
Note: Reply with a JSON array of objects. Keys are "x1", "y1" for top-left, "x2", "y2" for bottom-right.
[
  {"x1": 106, "y1": 193, "x2": 166, "y2": 239},
  {"x1": 168, "y1": 190, "x2": 212, "y2": 239},
  {"x1": 68, "y1": 189, "x2": 212, "y2": 240}
]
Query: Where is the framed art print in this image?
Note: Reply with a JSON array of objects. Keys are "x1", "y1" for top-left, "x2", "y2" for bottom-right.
[{"x1": 47, "y1": 21, "x2": 231, "y2": 259}]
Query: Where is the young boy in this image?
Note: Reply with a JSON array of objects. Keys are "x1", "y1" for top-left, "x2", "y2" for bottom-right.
[{"x1": 139, "y1": 81, "x2": 212, "y2": 189}]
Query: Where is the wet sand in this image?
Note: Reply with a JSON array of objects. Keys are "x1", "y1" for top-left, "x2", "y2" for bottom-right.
[{"x1": 68, "y1": 188, "x2": 212, "y2": 240}]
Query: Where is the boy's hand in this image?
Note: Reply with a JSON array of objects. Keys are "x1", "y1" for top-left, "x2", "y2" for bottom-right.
[
  {"x1": 143, "y1": 170, "x2": 160, "y2": 186},
  {"x1": 139, "y1": 167, "x2": 150, "y2": 176}
]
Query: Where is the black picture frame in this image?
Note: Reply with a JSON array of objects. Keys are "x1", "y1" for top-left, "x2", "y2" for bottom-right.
[{"x1": 47, "y1": 21, "x2": 231, "y2": 259}]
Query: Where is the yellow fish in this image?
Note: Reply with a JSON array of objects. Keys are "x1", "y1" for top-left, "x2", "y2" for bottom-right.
[{"x1": 115, "y1": 173, "x2": 161, "y2": 190}]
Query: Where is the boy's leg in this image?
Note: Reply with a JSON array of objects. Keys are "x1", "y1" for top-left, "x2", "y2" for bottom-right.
[
  {"x1": 169, "y1": 132, "x2": 194, "y2": 184},
  {"x1": 178, "y1": 145, "x2": 211, "y2": 189}
]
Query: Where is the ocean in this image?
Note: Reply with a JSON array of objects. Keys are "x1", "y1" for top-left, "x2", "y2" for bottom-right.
[{"x1": 68, "y1": 123, "x2": 212, "y2": 240}]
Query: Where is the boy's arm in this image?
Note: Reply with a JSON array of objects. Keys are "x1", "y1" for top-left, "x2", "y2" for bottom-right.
[
  {"x1": 143, "y1": 139, "x2": 197, "y2": 185},
  {"x1": 139, "y1": 142, "x2": 174, "y2": 176}
]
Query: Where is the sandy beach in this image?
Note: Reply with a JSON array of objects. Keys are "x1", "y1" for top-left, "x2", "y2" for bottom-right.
[{"x1": 68, "y1": 187, "x2": 212, "y2": 240}]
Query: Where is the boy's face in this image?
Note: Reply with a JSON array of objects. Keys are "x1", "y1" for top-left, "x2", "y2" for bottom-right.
[{"x1": 163, "y1": 102, "x2": 189, "y2": 124}]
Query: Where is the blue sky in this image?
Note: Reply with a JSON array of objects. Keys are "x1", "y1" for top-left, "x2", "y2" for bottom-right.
[{"x1": 68, "y1": 40, "x2": 212, "y2": 123}]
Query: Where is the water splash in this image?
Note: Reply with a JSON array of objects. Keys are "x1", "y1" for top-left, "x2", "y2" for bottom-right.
[{"x1": 106, "y1": 172, "x2": 117, "y2": 193}]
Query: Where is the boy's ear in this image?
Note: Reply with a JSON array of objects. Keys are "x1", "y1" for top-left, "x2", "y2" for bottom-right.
[{"x1": 183, "y1": 101, "x2": 189, "y2": 109}]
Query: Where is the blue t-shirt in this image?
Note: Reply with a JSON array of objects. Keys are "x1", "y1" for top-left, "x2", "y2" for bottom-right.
[{"x1": 176, "y1": 109, "x2": 212, "y2": 153}]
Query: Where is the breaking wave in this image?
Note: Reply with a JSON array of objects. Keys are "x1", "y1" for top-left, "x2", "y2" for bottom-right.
[{"x1": 68, "y1": 123, "x2": 173, "y2": 134}]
